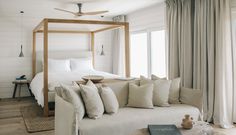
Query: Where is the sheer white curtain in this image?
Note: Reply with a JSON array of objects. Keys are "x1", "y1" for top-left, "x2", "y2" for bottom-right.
[
  {"x1": 166, "y1": 0, "x2": 234, "y2": 128},
  {"x1": 112, "y1": 15, "x2": 125, "y2": 76}
]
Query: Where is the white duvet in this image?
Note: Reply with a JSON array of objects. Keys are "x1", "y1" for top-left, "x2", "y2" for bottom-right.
[{"x1": 30, "y1": 70, "x2": 119, "y2": 106}]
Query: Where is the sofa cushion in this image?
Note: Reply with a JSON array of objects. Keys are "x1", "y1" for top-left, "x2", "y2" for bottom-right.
[
  {"x1": 180, "y1": 87, "x2": 202, "y2": 110},
  {"x1": 140, "y1": 76, "x2": 171, "y2": 107},
  {"x1": 127, "y1": 83, "x2": 154, "y2": 109},
  {"x1": 78, "y1": 104, "x2": 200, "y2": 135},
  {"x1": 98, "y1": 85, "x2": 119, "y2": 114},
  {"x1": 103, "y1": 80, "x2": 139, "y2": 108},
  {"x1": 80, "y1": 80, "x2": 104, "y2": 119},
  {"x1": 169, "y1": 78, "x2": 181, "y2": 104}
]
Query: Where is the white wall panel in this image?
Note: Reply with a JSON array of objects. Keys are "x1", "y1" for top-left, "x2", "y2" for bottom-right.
[{"x1": 127, "y1": 3, "x2": 165, "y2": 32}]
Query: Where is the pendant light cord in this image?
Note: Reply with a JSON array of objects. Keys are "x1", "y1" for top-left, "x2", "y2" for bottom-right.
[{"x1": 20, "y1": 11, "x2": 24, "y2": 46}]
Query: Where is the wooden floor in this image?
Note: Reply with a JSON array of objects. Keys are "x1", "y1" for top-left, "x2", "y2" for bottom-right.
[
  {"x1": 0, "y1": 97, "x2": 54, "y2": 135},
  {"x1": 0, "y1": 97, "x2": 236, "y2": 135}
]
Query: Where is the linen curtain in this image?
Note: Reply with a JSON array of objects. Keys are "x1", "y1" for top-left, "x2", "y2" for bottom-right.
[
  {"x1": 232, "y1": 15, "x2": 236, "y2": 123},
  {"x1": 166, "y1": 0, "x2": 234, "y2": 128},
  {"x1": 112, "y1": 15, "x2": 126, "y2": 76}
]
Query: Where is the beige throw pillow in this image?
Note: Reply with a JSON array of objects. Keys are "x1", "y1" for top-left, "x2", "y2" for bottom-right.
[
  {"x1": 98, "y1": 85, "x2": 119, "y2": 114},
  {"x1": 80, "y1": 80, "x2": 104, "y2": 119},
  {"x1": 169, "y1": 77, "x2": 181, "y2": 104},
  {"x1": 127, "y1": 83, "x2": 154, "y2": 109},
  {"x1": 180, "y1": 87, "x2": 202, "y2": 110},
  {"x1": 59, "y1": 83, "x2": 85, "y2": 121},
  {"x1": 151, "y1": 74, "x2": 167, "y2": 80},
  {"x1": 140, "y1": 76, "x2": 171, "y2": 107}
]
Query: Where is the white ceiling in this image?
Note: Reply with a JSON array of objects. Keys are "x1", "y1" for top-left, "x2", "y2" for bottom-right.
[{"x1": 0, "y1": 0, "x2": 164, "y2": 19}]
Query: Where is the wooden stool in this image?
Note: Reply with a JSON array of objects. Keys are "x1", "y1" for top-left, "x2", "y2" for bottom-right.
[{"x1": 12, "y1": 80, "x2": 33, "y2": 98}]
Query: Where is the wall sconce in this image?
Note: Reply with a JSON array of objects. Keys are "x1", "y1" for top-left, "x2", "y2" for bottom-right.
[
  {"x1": 100, "y1": 45, "x2": 105, "y2": 56},
  {"x1": 19, "y1": 45, "x2": 24, "y2": 57}
]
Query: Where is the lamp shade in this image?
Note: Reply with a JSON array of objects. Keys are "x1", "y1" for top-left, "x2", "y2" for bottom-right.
[
  {"x1": 100, "y1": 45, "x2": 105, "y2": 56},
  {"x1": 19, "y1": 45, "x2": 24, "y2": 57}
]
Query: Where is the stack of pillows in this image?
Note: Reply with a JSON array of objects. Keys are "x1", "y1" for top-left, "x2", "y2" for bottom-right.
[
  {"x1": 47, "y1": 58, "x2": 94, "y2": 72},
  {"x1": 56, "y1": 74, "x2": 181, "y2": 120},
  {"x1": 56, "y1": 80, "x2": 119, "y2": 120},
  {"x1": 127, "y1": 75, "x2": 181, "y2": 109}
]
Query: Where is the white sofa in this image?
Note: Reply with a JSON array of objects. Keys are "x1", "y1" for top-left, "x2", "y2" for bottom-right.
[{"x1": 55, "y1": 81, "x2": 202, "y2": 135}]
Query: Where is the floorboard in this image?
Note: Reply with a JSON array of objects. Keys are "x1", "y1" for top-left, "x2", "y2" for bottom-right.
[{"x1": 0, "y1": 97, "x2": 54, "y2": 135}]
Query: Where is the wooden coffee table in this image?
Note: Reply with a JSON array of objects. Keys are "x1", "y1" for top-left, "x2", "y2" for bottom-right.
[{"x1": 130, "y1": 121, "x2": 223, "y2": 135}]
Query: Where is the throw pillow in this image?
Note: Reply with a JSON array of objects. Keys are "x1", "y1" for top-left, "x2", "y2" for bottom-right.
[
  {"x1": 140, "y1": 76, "x2": 171, "y2": 107},
  {"x1": 98, "y1": 85, "x2": 119, "y2": 114},
  {"x1": 169, "y1": 77, "x2": 181, "y2": 104},
  {"x1": 59, "y1": 83, "x2": 85, "y2": 121},
  {"x1": 151, "y1": 74, "x2": 167, "y2": 80},
  {"x1": 80, "y1": 80, "x2": 104, "y2": 119},
  {"x1": 180, "y1": 87, "x2": 202, "y2": 110},
  {"x1": 127, "y1": 83, "x2": 154, "y2": 109}
]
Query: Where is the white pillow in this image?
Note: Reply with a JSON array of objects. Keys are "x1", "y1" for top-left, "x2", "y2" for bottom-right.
[
  {"x1": 48, "y1": 59, "x2": 71, "y2": 72},
  {"x1": 70, "y1": 58, "x2": 93, "y2": 71},
  {"x1": 80, "y1": 80, "x2": 104, "y2": 119},
  {"x1": 98, "y1": 85, "x2": 119, "y2": 114},
  {"x1": 140, "y1": 76, "x2": 171, "y2": 107},
  {"x1": 127, "y1": 83, "x2": 154, "y2": 109}
]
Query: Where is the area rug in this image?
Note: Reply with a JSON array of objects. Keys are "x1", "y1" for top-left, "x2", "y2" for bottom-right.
[{"x1": 20, "y1": 105, "x2": 54, "y2": 133}]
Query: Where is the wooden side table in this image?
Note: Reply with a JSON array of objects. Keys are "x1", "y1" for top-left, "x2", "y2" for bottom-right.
[{"x1": 12, "y1": 80, "x2": 33, "y2": 98}]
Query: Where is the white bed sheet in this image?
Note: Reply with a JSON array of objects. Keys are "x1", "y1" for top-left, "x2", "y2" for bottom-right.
[{"x1": 30, "y1": 70, "x2": 119, "y2": 106}]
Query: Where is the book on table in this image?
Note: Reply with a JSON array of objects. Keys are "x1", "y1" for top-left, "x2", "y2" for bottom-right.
[{"x1": 148, "y1": 125, "x2": 182, "y2": 135}]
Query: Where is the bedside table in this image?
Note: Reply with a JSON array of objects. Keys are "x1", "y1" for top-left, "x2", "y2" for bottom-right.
[{"x1": 12, "y1": 80, "x2": 33, "y2": 98}]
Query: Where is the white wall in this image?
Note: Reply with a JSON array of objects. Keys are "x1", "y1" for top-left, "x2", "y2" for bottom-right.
[
  {"x1": 0, "y1": 16, "x2": 113, "y2": 98},
  {"x1": 127, "y1": 2, "x2": 165, "y2": 32}
]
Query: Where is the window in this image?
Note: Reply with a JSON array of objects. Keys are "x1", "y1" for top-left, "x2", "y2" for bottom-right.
[
  {"x1": 130, "y1": 33, "x2": 148, "y2": 77},
  {"x1": 130, "y1": 30, "x2": 166, "y2": 78},
  {"x1": 151, "y1": 30, "x2": 166, "y2": 77}
]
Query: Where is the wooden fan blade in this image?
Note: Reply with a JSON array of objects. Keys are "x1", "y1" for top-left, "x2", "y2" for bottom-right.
[
  {"x1": 80, "y1": 10, "x2": 109, "y2": 15},
  {"x1": 54, "y1": 8, "x2": 77, "y2": 15}
]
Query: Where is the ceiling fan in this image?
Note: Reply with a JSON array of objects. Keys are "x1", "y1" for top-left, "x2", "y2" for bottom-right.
[{"x1": 55, "y1": 3, "x2": 108, "y2": 17}]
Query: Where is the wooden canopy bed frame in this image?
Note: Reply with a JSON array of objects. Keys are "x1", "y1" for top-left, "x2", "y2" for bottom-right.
[{"x1": 32, "y1": 18, "x2": 130, "y2": 116}]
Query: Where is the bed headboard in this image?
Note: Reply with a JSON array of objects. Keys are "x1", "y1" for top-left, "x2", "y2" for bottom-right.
[{"x1": 36, "y1": 50, "x2": 92, "y2": 73}]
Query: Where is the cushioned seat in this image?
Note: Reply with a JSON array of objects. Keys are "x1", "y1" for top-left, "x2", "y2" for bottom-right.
[{"x1": 78, "y1": 104, "x2": 200, "y2": 135}]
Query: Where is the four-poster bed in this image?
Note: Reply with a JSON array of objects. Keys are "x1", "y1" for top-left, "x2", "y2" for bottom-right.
[{"x1": 32, "y1": 18, "x2": 130, "y2": 116}]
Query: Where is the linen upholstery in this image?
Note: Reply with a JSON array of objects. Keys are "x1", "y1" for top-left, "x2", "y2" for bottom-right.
[
  {"x1": 98, "y1": 85, "x2": 119, "y2": 114},
  {"x1": 55, "y1": 95, "x2": 77, "y2": 135},
  {"x1": 78, "y1": 105, "x2": 200, "y2": 135},
  {"x1": 55, "y1": 80, "x2": 202, "y2": 135},
  {"x1": 80, "y1": 80, "x2": 104, "y2": 119},
  {"x1": 127, "y1": 83, "x2": 154, "y2": 109}
]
